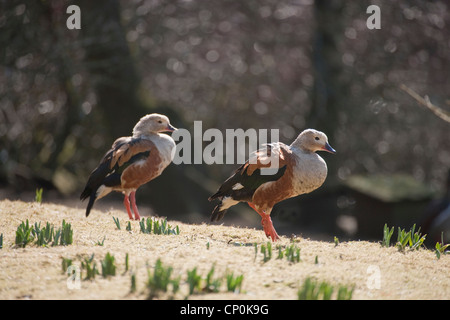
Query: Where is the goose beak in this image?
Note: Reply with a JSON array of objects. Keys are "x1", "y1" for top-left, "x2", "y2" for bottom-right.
[
  {"x1": 164, "y1": 124, "x2": 177, "y2": 132},
  {"x1": 323, "y1": 142, "x2": 336, "y2": 154}
]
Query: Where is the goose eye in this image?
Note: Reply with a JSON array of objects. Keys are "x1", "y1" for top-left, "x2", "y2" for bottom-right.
[
  {"x1": 315, "y1": 137, "x2": 320, "y2": 141},
  {"x1": 158, "y1": 120, "x2": 163, "y2": 124}
]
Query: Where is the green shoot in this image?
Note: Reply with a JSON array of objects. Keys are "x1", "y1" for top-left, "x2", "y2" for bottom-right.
[
  {"x1": 15, "y1": 219, "x2": 72, "y2": 248},
  {"x1": 95, "y1": 236, "x2": 106, "y2": 246},
  {"x1": 33, "y1": 222, "x2": 55, "y2": 246},
  {"x1": 396, "y1": 224, "x2": 426, "y2": 252},
  {"x1": 59, "y1": 220, "x2": 73, "y2": 246},
  {"x1": 139, "y1": 218, "x2": 151, "y2": 234},
  {"x1": 260, "y1": 242, "x2": 272, "y2": 262},
  {"x1": 382, "y1": 224, "x2": 394, "y2": 247},
  {"x1": 382, "y1": 224, "x2": 427, "y2": 251},
  {"x1": 275, "y1": 244, "x2": 301, "y2": 263},
  {"x1": 409, "y1": 225, "x2": 426, "y2": 250},
  {"x1": 204, "y1": 265, "x2": 222, "y2": 293},
  {"x1": 186, "y1": 267, "x2": 202, "y2": 295},
  {"x1": 146, "y1": 259, "x2": 179, "y2": 299},
  {"x1": 297, "y1": 277, "x2": 353, "y2": 300},
  {"x1": 285, "y1": 244, "x2": 301, "y2": 263},
  {"x1": 139, "y1": 217, "x2": 180, "y2": 235},
  {"x1": 171, "y1": 275, "x2": 181, "y2": 296},
  {"x1": 35, "y1": 188, "x2": 43, "y2": 203},
  {"x1": 61, "y1": 257, "x2": 73, "y2": 273},
  {"x1": 337, "y1": 284, "x2": 355, "y2": 300},
  {"x1": 334, "y1": 236, "x2": 339, "y2": 247},
  {"x1": 126, "y1": 221, "x2": 132, "y2": 231},
  {"x1": 298, "y1": 278, "x2": 334, "y2": 300},
  {"x1": 112, "y1": 217, "x2": 121, "y2": 230},
  {"x1": 298, "y1": 277, "x2": 319, "y2": 300},
  {"x1": 101, "y1": 252, "x2": 116, "y2": 277},
  {"x1": 185, "y1": 265, "x2": 223, "y2": 296},
  {"x1": 153, "y1": 219, "x2": 160, "y2": 234},
  {"x1": 226, "y1": 271, "x2": 244, "y2": 293},
  {"x1": 435, "y1": 232, "x2": 449, "y2": 260},
  {"x1": 81, "y1": 254, "x2": 99, "y2": 280},
  {"x1": 125, "y1": 253, "x2": 129, "y2": 272},
  {"x1": 277, "y1": 245, "x2": 283, "y2": 259},
  {"x1": 15, "y1": 219, "x2": 34, "y2": 248},
  {"x1": 130, "y1": 273, "x2": 137, "y2": 293}
]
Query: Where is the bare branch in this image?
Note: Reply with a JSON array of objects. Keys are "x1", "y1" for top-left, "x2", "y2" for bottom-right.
[{"x1": 400, "y1": 84, "x2": 450, "y2": 123}]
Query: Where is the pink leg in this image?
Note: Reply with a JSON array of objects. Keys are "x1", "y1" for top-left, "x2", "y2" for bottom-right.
[
  {"x1": 248, "y1": 202, "x2": 280, "y2": 241},
  {"x1": 129, "y1": 191, "x2": 141, "y2": 221},
  {"x1": 123, "y1": 194, "x2": 134, "y2": 220},
  {"x1": 260, "y1": 215, "x2": 280, "y2": 242}
]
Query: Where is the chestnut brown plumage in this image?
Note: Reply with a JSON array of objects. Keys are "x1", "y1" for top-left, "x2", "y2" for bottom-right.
[
  {"x1": 209, "y1": 129, "x2": 336, "y2": 241},
  {"x1": 80, "y1": 114, "x2": 176, "y2": 220}
]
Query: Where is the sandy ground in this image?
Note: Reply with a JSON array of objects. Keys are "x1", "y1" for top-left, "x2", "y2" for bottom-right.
[{"x1": 0, "y1": 199, "x2": 449, "y2": 300}]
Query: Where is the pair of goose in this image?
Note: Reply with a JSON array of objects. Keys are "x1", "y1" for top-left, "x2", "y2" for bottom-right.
[{"x1": 80, "y1": 114, "x2": 335, "y2": 241}]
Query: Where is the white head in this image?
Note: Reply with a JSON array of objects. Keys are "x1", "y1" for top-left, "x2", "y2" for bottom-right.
[
  {"x1": 291, "y1": 129, "x2": 336, "y2": 154},
  {"x1": 132, "y1": 113, "x2": 177, "y2": 137}
]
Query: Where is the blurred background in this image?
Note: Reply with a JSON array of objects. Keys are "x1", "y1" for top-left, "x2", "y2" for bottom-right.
[{"x1": 1, "y1": 0, "x2": 449, "y2": 244}]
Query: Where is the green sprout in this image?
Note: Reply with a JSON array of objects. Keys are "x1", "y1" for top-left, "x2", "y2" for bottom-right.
[
  {"x1": 297, "y1": 277, "x2": 353, "y2": 300},
  {"x1": 101, "y1": 252, "x2": 116, "y2": 277},
  {"x1": 204, "y1": 265, "x2": 222, "y2": 293},
  {"x1": 334, "y1": 236, "x2": 339, "y2": 247},
  {"x1": 81, "y1": 254, "x2": 99, "y2": 280},
  {"x1": 260, "y1": 242, "x2": 272, "y2": 263},
  {"x1": 382, "y1": 224, "x2": 394, "y2": 247},
  {"x1": 14, "y1": 219, "x2": 72, "y2": 248},
  {"x1": 15, "y1": 219, "x2": 34, "y2": 248},
  {"x1": 125, "y1": 253, "x2": 129, "y2": 272},
  {"x1": 139, "y1": 217, "x2": 180, "y2": 235},
  {"x1": 95, "y1": 236, "x2": 106, "y2": 246},
  {"x1": 130, "y1": 273, "x2": 137, "y2": 293},
  {"x1": 58, "y1": 220, "x2": 73, "y2": 246},
  {"x1": 396, "y1": 224, "x2": 426, "y2": 252},
  {"x1": 61, "y1": 257, "x2": 73, "y2": 273},
  {"x1": 112, "y1": 217, "x2": 121, "y2": 230},
  {"x1": 35, "y1": 188, "x2": 43, "y2": 204},
  {"x1": 435, "y1": 232, "x2": 449, "y2": 260},
  {"x1": 146, "y1": 259, "x2": 180, "y2": 299},
  {"x1": 284, "y1": 244, "x2": 301, "y2": 263},
  {"x1": 186, "y1": 267, "x2": 202, "y2": 295},
  {"x1": 33, "y1": 222, "x2": 55, "y2": 246},
  {"x1": 185, "y1": 265, "x2": 223, "y2": 297},
  {"x1": 226, "y1": 271, "x2": 244, "y2": 293}
]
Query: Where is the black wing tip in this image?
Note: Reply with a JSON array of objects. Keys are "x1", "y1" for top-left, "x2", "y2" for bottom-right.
[
  {"x1": 83, "y1": 192, "x2": 97, "y2": 218},
  {"x1": 210, "y1": 204, "x2": 227, "y2": 222},
  {"x1": 208, "y1": 189, "x2": 224, "y2": 201},
  {"x1": 80, "y1": 190, "x2": 89, "y2": 201},
  {"x1": 208, "y1": 195, "x2": 218, "y2": 202}
]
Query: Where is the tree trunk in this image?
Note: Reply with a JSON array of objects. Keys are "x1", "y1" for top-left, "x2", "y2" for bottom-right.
[
  {"x1": 79, "y1": 0, "x2": 149, "y2": 138},
  {"x1": 310, "y1": 0, "x2": 345, "y2": 143}
]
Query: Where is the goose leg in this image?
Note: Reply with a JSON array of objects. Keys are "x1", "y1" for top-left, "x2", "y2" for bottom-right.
[
  {"x1": 129, "y1": 191, "x2": 141, "y2": 221},
  {"x1": 248, "y1": 202, "x2": 280, "y2": 241},
  {"x1": 123, "y1": 194, "x2": 134, "y2": 220}
]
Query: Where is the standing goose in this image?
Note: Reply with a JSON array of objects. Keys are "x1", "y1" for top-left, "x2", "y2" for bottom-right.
[
  {"x1": 80, "y1": 114, "x2": 177, "y2": 220},
  {"x1": 209, "y1": 129, "x2": 336, "y2": 241}
]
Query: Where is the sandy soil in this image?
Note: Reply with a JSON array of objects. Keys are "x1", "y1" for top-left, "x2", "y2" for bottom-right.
[{"x1": 0, "y1": 199, "x2": 449, "y2": 300}]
